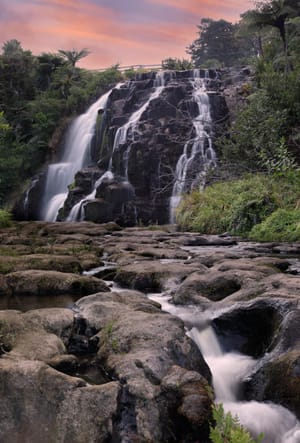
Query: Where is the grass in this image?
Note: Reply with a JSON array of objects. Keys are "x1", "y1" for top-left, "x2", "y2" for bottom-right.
[
  {"x1": 249, "y1": 208, "x2": 300, "y2": 242},
  {"x1": 176, "y1": 172, "x2": 300, "y2": 240}
]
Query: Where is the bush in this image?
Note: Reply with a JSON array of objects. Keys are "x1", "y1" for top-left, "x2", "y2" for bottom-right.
[
  {"x1": 176, "y1": 172, "x2": 300, "y2": 237},
  {"x1": 0, "y1": 210, "x2": 12, "y2": 228},
  {"x1": 210, "y1": 403, "x2": 263, "y2": 443},
  {"x1": 249, "y1": 208, "x2": 300, "y2": 242}
]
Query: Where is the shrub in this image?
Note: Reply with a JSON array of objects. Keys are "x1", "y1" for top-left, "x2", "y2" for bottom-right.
[
  {"x1": 176, "y1": 172, "x2": 300, "y2": 237},
  {"x1": 249, "y1": 208, "x2": 300, "y2": 242},
  {"x1": 210, "y1": 403, "x2": 263, "y2": 443}
]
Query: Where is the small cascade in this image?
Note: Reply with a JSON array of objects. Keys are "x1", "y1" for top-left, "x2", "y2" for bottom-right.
[
  {"x1": 40, "y1": 85, "x2": 121, "y2": 221},
  {"x1": 170, "y1": 69, "x2": 216, "y2": 223},
  {"x1": 68, "y1": 72, "x2": 167, "y2": 221},
  {"x1": 23, "y1": 176, "x2": 39, "y2": 219},
  {"x1": 67, "y1": 171, "x2": 113, "y2": 222},
  {"x1": 192, "y1": 324, "x2": 300, "y2": 443},
  {"x1": 148, "y1": 294, "x2": 300, "y2": 443}
]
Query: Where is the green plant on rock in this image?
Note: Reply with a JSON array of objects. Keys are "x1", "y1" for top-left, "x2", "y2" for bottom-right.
[
  {"x1": 210, "y1": 403, "x2": 263, "y2": 443},
  {"x1": 102, "y1": 321, "x2": 120, "y2": 353}
]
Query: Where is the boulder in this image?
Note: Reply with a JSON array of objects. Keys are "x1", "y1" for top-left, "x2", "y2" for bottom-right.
[
  {"x1": 173, "y1": 270, "x2": 241, "y2": 305},
  {"x1": 115, "y1": 261, "x2": 200, "y2": 292},
  {"x1": 74, "y1": 290, "x2": 212, "y2": 442},
  {"x1": 0, "y1": 358, "x2": 120, "y2": 443}
]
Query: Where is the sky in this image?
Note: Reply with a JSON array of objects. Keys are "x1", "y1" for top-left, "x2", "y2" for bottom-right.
[{"x1": 0, "y1": 0, "x2": 252, "y2": 69}]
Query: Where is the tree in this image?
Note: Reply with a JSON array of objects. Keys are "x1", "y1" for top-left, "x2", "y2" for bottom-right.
[
  {"x1": 2, "y1": 39, "x2": 23, "y2": 55},
  {"x1": 242, "y1": 0, "x2": 300, "y2": 71},
  {"x1": 36, "y1": 53, "x2": 66, "y2": 90},
  {"x1": 187, "y1": 18, "x2": 253, "y2": 67},
  {"x1": 58, "y1": 48, "x2": 90, "y2": 67}
]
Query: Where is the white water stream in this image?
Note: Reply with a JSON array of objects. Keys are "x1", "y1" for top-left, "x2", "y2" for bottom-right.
[
  {"x1": 170, "y1": 69, "x2": 216, "y2": 223},
  {"x1": 149, "y1": 293, "x2": 300, "y2": 443},
  {"x1": 41, "y1": 85, "x2": 122, "y2": 221}
]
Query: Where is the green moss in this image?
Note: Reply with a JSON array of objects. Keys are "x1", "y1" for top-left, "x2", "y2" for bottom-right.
[
  {"x1": 0, "y1": 262, "x2": 15, "y2": 274},
  {"x1": 0, "y1": 247, "x2": 19, "y2": 257},
  {"x1": 0, "y1": 210, "x2": 12, "y2": 228}
]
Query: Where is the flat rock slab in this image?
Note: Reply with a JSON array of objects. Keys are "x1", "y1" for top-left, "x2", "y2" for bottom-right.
[{"x1": 5, "y1": 270, "x2": 109, "y2": 296}]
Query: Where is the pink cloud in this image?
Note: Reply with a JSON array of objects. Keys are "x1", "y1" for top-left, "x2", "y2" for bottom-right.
[
  {"x1": 149, "y1": 0, "x2": 251, "y2": 21},
  {"x1": 0, "y1": 0, "x2": 252, "y2": 68}
]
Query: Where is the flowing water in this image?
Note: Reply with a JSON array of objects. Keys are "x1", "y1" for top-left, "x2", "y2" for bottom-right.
[
  {"x1": 149, "y1": 293, "x2": 300, "y2": 443},
  {"x1": 68, "y1": 72, "x2": 167, "y2": 221},
  {"x1": 40, "y1": 86, "x2": 121, "y2": 221},
  {"x1": 170, "y1": 69, "x2": 216, "y2": 223}
]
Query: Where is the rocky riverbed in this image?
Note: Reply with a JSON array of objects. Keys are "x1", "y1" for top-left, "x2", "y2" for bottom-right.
[{"x1": 0, "y1": 221, "x2": 300, "y2": 442}]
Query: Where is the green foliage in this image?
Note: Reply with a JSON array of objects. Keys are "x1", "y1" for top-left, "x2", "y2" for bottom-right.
[
  {"x1": 58, "y1": 48, "x2": 90, "y2": 67},
  {"x1": 258, "y1": 137, "x2": 297, "y2": 173},
  {"x1": 218, "y1": 63, "x2": 300, "y2": 173},
  {"x1": 161, "y1": 57, "x2": 193, "y2": 70},
  {"x1": 0, "y1": 41, "x2": 123, "y2": 206},
  {"x1": 210, "y1": 403, "x2": 263, "y2": 443},
  {"x1": 187, "y1": 18, "x2": 254, "y2": 67},
  {"x1": 249, "y1": 208, "x2": 300, "y2": 241},
  {"x1": 177, "y1": 172, "x2": 300, "y2": 236},
  {"x1": 0, "y1": 210, "x2": 12, "y2": 228}
]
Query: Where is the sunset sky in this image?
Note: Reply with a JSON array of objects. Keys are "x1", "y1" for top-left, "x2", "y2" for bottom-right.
[{"x1": 1, "y1": 0, "x2": 252, "y2": 69}]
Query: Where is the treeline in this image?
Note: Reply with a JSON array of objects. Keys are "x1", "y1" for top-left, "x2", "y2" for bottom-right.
[{"x1": 0, "y1": 41, "x2": 122, "y2": 205}]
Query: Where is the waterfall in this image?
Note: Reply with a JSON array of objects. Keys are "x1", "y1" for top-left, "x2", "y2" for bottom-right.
[
  {"x1": 170, "y1": 69, "x2": 216, "y2": 223},
  {"x1": 148, "y1": 294, "x2": 300, "y2": 443},
  {"x1": 68, "y1": 72, "x2": 167, "y2": 222},
  {"x1": 40, "y1": 85, "x2": 121, "y2": 221}
]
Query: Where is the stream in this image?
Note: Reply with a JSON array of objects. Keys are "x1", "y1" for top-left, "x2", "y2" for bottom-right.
[{"x1": 149, "y1": 292, "x2": 300, "y2": 443}]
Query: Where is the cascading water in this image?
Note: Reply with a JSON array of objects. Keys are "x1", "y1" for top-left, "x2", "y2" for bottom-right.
[
  {"x1": 67, "y1": 170, "x2": 114, "y2": 222},
  {"x1": 170, "y1": 69, "x2": 216, "y2": 223},
  {"x1": 149, "y1": 294, "x2": 300, "y2": 443},
  {"x1": 109, "y1": 70, "x2": 166, "y2": 178},
  {"x1": 67, "y1": 72, "x2": 167, "y2": 222},
  {"x1": 40, "y1": 85, "x2": 121, "y2": 221}
]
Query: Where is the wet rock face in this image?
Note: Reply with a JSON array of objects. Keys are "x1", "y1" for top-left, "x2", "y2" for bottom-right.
[
  {"x1": 244, "y1": 307, "x2": 300, "y2": 418},
  {"x1": 212, "y1": 299, "x2": 282, "y2": 358}
]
